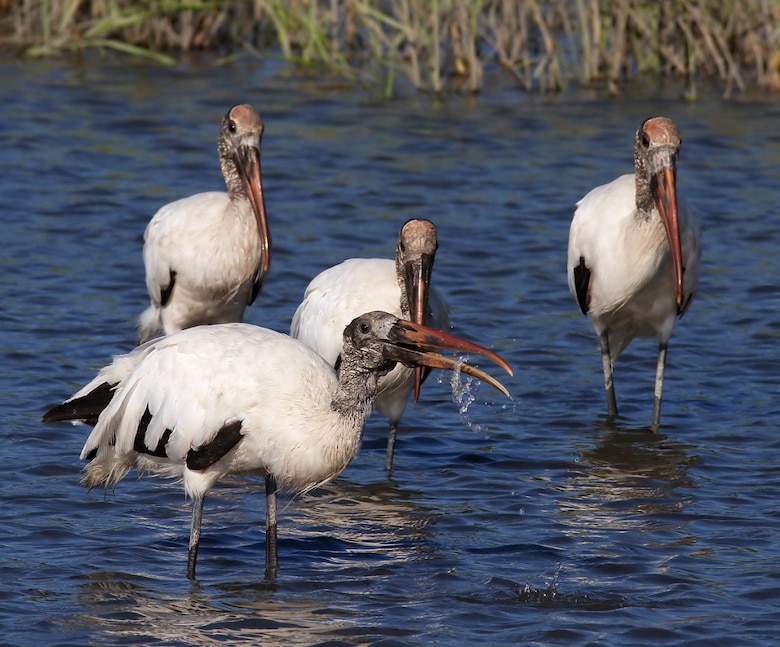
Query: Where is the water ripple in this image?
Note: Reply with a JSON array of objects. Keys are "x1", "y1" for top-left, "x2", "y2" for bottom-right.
[{"x1": 2, "y1": 56, "x2": 779, "y2": 646}]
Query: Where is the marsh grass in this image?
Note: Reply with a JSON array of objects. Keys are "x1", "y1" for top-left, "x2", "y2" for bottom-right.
[{"x1": 3, "y1": 0, "x2": 780, "y2": 96}]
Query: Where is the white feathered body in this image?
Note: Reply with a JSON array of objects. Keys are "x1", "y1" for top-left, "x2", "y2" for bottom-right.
[
  {"x1": 567, "y1": 173, "x2": 701, "y2": 360},
  {"x1": 75, "y1": 324, "x2": 367, "y2": 501},
  {"x1": 290, "y1": 258, "x2": 449, "y2": 424},
  {"x1": 139, "y1": 192, "x2": 263, "y2": 342}
]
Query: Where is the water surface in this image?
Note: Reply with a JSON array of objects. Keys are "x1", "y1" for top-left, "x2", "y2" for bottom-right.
[{"x1": 2, "y1": 56, "x2": 779, "y2": 646}]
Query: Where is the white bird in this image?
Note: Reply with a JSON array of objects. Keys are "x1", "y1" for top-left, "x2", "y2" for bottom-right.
[
  {"x1": 290, "y1": 219, "x2": 449, "y2": 470},
  {"x1": 42, "y1": 311, "x2": 512, "y2": 579},
  {"x1": 567, "y1": 116, "x2": 700, "y2": 428},
  {"x1": 137, "y1": 104, "x2": 271, "y2": 344}
]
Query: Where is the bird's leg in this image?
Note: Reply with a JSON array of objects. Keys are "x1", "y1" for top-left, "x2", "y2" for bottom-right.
[
  {"x1": 187, "y1": 496, "x2": 205, "y2": 580},
  {"x1": 264, "y1": 474, "x2": 278, "y2": 580},
  {"x1": 652, "y1": 341, "x2": 668, "y2": 431},
  {"x1": 599, "y1": 330, "x2": 618, "y2": 418},
  {"x1": 385, "y1": 424, "x2": 399, "y2": 471}
]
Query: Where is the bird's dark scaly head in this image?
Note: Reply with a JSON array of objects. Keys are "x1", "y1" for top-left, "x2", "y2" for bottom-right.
[
  {"x1": 636, "y1": 116, "x2": 684, "y2": 310},
  {"x1": 396, "y1": 218, "x2": 439, "y2": 401},
  {"x1": 221, "y1": 104, "x2": 271, "y2": 280},
  {"x1": 342, "y1": 311, "x2": 513, "y2": 397}
]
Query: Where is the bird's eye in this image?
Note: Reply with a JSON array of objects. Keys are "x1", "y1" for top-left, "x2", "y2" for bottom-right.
[
  {"x1": 359, "y1": 321, "x2": 371, "y2": 334},
  {"x1": 641, "y1": 133, "x2": 651, "y2": 148},
  {"x1": 399, "y1": 241, "x2": 406, "y2": 253},
  {"x1": 228, "y1": 120, "x2": 237, "y2": 134}
]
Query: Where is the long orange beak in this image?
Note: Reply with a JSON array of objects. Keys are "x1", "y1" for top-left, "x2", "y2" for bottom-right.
[
  {"x1": 402, "y1": 252, "x2": 435, "y2": 402},
  {"x1": 381, "y1": 318, "x2": 513, "y2": 397},
  {"x1": 651, "y1": 165, "x2": 684, "y2": 312},
  {"x1": 236, "y1": 144, "x2": 271, "y2": 287}
]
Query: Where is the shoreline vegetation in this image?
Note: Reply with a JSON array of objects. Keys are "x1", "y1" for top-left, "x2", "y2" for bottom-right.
[{"x1": 3, "y1": 1, "x2": 780, "y2": 98}]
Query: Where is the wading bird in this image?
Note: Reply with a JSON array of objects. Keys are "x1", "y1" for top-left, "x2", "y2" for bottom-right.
[
  {"x1": 137, "y1": 104, "x2": 271, "y2": 344},
  {"x1": 43, "y1": 312, "x2": 511, "y2": 579},
  {"x1": 567, "y1": 117, "x2": 700, "y2": 428},
  {"x1": 290, "y1": 219, "x2": 449, "y2": 470}
]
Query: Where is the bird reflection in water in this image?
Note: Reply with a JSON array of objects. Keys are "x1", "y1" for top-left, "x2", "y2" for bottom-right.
[
  {"x1": 556, "y1": 424, "x2": 701, "y2": 530},
  {"x1": 69, "y1": 477, "x2": 436, "y2": 646},
  {"x1": 71, "y1": 572, "x2": 359, "y2": 646}
]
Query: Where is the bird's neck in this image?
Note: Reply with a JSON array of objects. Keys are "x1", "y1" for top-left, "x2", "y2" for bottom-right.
[
  {"x1": 633, "y1": 149, "x2": 656, "y2": 220},
  {"x1": 218, "y1": 145, "x2": 244, "y2": 199},
  {"x1": 331, "y1": 359, "x2": 387, "y2": 425},
  {"x1": 395, "y1": 255, "x2": 410, "y2": 318},
  {"x1": 628, "y1": 173, "x2": 668, "y2": 257}
]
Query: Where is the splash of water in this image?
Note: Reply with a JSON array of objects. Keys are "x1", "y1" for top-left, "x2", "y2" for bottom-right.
[
  {"x1": 440, "y1": 356, "x2": 517, "y2": 431},
  {"x1": 446, "y1": 358, "x2": 484, "y2": 432},
  {"x1": 449, "y1": 359, "x2": 475, "y2": 414}
]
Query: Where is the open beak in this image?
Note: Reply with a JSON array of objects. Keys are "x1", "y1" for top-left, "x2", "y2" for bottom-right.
[
  {"x1": 650, "y1": 161, "x2": 684, "y2": 312},
  {"x1": 382, "y1": 319, "x2": 513, "y2": 398},
  {"x1": 235, "y1": 144, "x2": 271, "y2": 286},
  {"x1": 403, "y1": 253, "x2": 435, "y2": 402}
]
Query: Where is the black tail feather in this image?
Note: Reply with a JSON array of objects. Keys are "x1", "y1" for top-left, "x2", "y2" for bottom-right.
[{"x1": 42, "y1": 381, "x2": 116, "y2": 426}]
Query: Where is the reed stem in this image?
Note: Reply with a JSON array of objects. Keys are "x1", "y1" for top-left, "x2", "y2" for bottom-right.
[{"x1": 3, "y1": 0, "x2": 778, "y2": 96}]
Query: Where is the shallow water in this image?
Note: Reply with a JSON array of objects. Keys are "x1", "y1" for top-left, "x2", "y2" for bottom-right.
[{"x1": 2, "y1": 56, "x2": 780, "y2": 646}]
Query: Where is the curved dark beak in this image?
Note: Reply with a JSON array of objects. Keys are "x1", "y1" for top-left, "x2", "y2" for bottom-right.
[
  {"x1": 382, "y1": 319, "x2": 513, "y2": 398},
  {"x1": 403, "y1": 252, "x2": 435, "y2": 402},
  {"x1": 235, "y1": 144, "x2": 271, "y2": 285},
  {"x1": 650, "y1": 155, "x2": 684, "y2": 312}
]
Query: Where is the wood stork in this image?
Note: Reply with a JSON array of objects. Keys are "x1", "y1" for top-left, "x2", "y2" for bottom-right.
[
  {"x1": 567, "y1": 116, "x2": 700, "y2": 428},
  {"x1": 137, "y1": 104, "x2": 271, "y2": 344},
  {"x1": 42, "y1": 312, "x2": 511, "y2": 579},
  {"x1": 290, "y1": 219, "x2": 449, "y2": 470}
]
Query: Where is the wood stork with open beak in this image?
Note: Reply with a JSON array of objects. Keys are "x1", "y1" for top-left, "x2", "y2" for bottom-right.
[
  {"x1": 290, "y1": 219, "x2": 449, "y2": 470},
  {"x1": 567, "y1": 117, "x2": 701, "y2": 428},
  {"x1": 137, "y1": 104, "x2": 271, "y2": 344},
  {"x1": 43, "y1": 312, "x2": 512, "y2": 579}
]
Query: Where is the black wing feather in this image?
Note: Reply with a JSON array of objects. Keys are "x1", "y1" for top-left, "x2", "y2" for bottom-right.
[
  {"x1": 160, "y1": 269, "x2": 176, "y2": 307},
  {"x1": 186, "y1": 421, "x2": 244, "y2": 470},
  {"x1": 42, "y1": 381, "x2": 115, "y2": 426},
  {"x1": 248, "y1": 266, "x2": 265, "y2": 305},
  {"x1": 572, "y1": 256, "x2": 591, "y2": 316}
]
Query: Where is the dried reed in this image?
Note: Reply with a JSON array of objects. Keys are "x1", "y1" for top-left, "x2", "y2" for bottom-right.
[{"x1": 2, "y1": 0, "x2": 779, "y2": 96}]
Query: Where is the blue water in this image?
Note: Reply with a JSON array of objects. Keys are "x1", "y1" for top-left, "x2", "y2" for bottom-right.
[{"x1": 2, "y1": 55, "x2": 780, "y2": 645}]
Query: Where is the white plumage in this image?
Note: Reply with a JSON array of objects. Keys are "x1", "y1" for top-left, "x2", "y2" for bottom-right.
[
  {"x1": 43, "y1": 312, "x2": 511, "y2": 579},
  {"x1": 138, "y1": 104, "x2": 270, "y2": 344},
  {"x1": 567, "y1": 117, "x2": 701, "y2": 428},
  {"x1": 291, "y1": 219, "x2": 449, "y2": 469}
]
